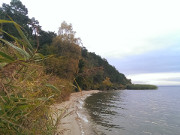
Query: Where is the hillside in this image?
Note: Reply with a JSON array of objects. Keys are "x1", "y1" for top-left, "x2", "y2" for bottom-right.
[
  {"x1": 76, "y1": 47, "x2": 131, "y2": 90},
  {"x1": 0, "y1": 0, "x2": 131, "y2": 134}
]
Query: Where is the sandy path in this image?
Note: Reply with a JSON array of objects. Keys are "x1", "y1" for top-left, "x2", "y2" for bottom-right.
[{"x1": 51, "y1": 90, "x2": 99, "y2": 135}]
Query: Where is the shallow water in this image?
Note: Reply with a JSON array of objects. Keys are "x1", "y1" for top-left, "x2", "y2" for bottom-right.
[{"x1": 85, "y1": 86, "x2": 180, "y2": 135}]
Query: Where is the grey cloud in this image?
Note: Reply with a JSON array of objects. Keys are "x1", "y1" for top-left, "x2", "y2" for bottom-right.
[{"x1": 108, "y1": 45, "x2": 180, "y2": 75}]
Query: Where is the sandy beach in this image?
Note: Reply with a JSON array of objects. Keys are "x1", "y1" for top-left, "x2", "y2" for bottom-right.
[{"x1": 51, "y1": 90, "x2": 99, "y2": 135}]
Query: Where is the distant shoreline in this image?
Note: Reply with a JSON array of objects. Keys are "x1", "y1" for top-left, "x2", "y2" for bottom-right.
[{"x1": 126, "y1": 84, "x2": 158, "y2": 90}]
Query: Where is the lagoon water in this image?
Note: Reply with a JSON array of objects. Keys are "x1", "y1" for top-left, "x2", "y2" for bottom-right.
[{"x1": 85, "y1": 86, "x2": 180, "y2": 135}]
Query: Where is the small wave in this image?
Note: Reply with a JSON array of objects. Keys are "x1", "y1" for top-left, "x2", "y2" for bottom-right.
[
  {"x1": 77, "y1": 112, "x2": 89, "y2": 123},
  {"x1": 79, "y1": 100, "x2": 84, "y2": 105},
  {"x1": 142, "y1": 131, "x2": 152, "y2": 135},
  {"x1": 151, "y1": 121, "x2": 158, "y2": 125}
]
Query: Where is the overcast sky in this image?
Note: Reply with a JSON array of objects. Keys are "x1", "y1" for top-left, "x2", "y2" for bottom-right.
[{"x1": 1, "y1": 0, "x2": 180, "y2": 85}]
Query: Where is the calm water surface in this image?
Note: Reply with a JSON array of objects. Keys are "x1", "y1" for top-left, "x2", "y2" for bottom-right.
[{"x1": 85, "y1": 86, "x2": 180, "y2": 135}]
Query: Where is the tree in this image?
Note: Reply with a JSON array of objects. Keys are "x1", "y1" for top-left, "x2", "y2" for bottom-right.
[
  {"x1": 0, "y1": 0, "x2": 30, "y2": 40},
  {"x1": 58, "y1": 21, "x2": 82, "y2": 46},
  {"x1": 45, "y1": 56, "x2": 79, "y2": 80},
  {"x1": 39, "y1": 30, "x2": 56, "y2": 48},
  {"x1": 47, "y1": 21, "x2": 82, "y2": 59},
  {"x1": 102, "y1": 77, "x2": 112, "y2": 89},
  {"x1": 44, "y1": 21, "x2": 82, "y2": 81},
  {"x1": 29, "y1": 17, "x2": 57, "y2": 51}
]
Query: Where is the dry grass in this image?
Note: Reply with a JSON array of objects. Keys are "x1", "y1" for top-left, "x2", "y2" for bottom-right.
[
  {"x1": 0, "y1": 61, "x2": 74, "y2": 134},
  {"x1": 0, "y1": 19, "x2": 74, "y2": 134}
]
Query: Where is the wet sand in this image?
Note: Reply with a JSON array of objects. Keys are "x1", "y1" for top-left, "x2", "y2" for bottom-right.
[{"x1": 51, "y1": 90, "x2": 99, "y2": 135}]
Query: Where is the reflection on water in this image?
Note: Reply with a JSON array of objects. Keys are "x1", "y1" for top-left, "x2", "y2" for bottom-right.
[
  {"x1": 85, "y1": 87, "x2": 180, "y2": 135},
  {"x1": 85, "y1": 90, "x2": 127, "y2": 132}
]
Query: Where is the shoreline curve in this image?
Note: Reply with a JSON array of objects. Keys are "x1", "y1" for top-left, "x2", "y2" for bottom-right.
[{"x1": 51, "y1": 90, "x2": 99, "y2": 135}]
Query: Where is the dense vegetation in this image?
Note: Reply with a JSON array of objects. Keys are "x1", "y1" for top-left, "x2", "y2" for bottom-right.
[
  {"x1": 77, "y1": 48, "x2": 131, "y2": 90},
  {"x1": 0, "y1": 0, "x2": 131, "y2": 134},
  {"x1": 0, "y1": 20, "x2": 73, "y2": 134},
  {"x1": 127, "y1": 84, "x2": 158, "y2": 90}
]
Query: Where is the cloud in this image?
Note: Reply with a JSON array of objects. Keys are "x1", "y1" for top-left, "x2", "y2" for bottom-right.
[
  {"x1": 127, "y1": 72, "x2": 180, "y2": 85},
  {"x1": 108, "y1": 43, "x2": 180, "y2": 75},
  {"x1": 163, "y1": 77, "x2": 180, "y2": 82}
]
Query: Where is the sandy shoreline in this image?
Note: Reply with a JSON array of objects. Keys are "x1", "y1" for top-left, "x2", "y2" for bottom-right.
[{"x1": 51, "y1": 90, "x2": 99, "y2": 135}]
